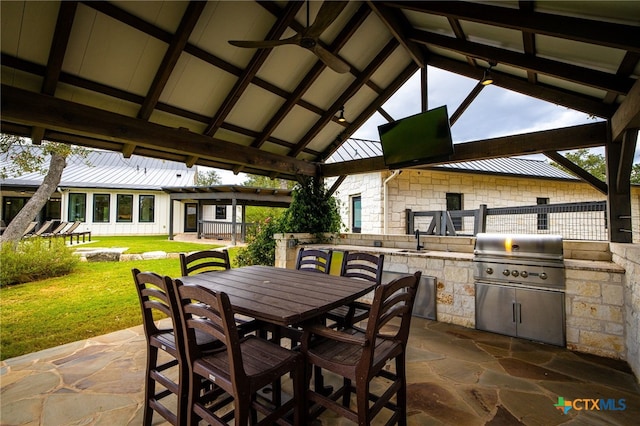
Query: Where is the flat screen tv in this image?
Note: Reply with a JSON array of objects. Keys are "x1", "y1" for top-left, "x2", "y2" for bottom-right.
[{"x1": 378, "y1": 105, "x2": 454, "y2": 169}]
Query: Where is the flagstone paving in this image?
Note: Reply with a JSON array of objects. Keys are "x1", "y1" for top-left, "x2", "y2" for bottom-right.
[{"x1": 2, "y1": 318, "x2": 638, "y2": 425}]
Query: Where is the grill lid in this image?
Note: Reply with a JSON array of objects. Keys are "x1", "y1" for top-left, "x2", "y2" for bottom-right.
[{"x1": 474, "y1": 233, "x2": 564, "y2": 263}]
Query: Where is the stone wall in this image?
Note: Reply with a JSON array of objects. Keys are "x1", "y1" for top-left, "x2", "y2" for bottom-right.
[
  {"x1": 609, "y1": 243, "x2": 640, "y2": 381},
  {"x1": 330, "y1": 170, "x2": 640, "y2": 242}
]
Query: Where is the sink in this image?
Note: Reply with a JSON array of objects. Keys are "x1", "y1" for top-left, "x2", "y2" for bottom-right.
[{"x1": 397, "y1": 249, "x2": 427, "y2": 254}]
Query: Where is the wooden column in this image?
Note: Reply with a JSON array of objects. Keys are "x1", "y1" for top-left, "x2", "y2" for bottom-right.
[{"x1": 606, "y1": 129, "x2": 637, "y2": 243}]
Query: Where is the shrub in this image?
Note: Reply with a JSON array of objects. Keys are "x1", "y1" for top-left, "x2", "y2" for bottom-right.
[
  {"x1": 0, "y1": 238, "x2": 78, "y2": 286},
  {"x1": 235, "y1": 216, "x2": 283, "y2": 267}
]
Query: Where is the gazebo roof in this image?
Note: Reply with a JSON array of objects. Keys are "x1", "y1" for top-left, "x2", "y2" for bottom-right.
[{"x1": 1, "y1": 1, "x2": 638, "y2": 182}]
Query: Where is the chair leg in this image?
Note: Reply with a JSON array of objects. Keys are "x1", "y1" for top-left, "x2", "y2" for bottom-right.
[
  {"x1": 293, "y1": 360, "x2": 305, "y2": 426},
  {"x1": 143, "y1": 347, "x2": 157, "y2": 426},
  {"x1": 356, "y1": 381, "x2": 370, "y2": 426},
  {"x1": 397, "y1": 354, "x2": 408, "y2": 426},
  {"x1": 342, "y1": 378, "x2": 352, "y2": 407}
]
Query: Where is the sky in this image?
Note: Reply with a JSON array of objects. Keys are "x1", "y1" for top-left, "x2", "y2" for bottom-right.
[{"x1": 215, "y1": 66, "x2": 639, "y2": 184}]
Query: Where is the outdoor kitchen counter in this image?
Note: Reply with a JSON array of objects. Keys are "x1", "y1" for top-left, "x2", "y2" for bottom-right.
[
  {"x1": 302, "y1": 243, "x2": 627, "y2": 359},
  {"x1": 308, "y1": 244, "x2": 624, "y2": 273}
]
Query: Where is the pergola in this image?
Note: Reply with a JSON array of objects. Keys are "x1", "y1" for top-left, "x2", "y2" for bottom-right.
[
  {"x1": 1, "y1": 1, "x2": 638, "y2": 241},
  {"x1": 162, "y1": 184, "x2": 292, "y2": 244}
]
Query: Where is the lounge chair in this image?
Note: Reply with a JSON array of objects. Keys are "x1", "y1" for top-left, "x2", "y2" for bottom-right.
[
  {"x1": 43, "y1": 221, "x2": 69, "y2": 238},
  {"x1": 21, "y1": 221, "x2": 38, "y2": 237},
  {"x1": 26, "y1": 220, "x2": 54, "y2": 238}
]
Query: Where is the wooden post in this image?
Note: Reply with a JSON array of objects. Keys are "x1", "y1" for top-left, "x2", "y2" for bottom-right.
[{"x1": 606, "y1": 129, "x2": 636, "y2": 243}]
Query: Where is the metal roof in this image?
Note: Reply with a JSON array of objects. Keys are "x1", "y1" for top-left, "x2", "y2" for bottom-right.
[
  {"x1": 0, "y1": 147, "x2": 195, "y2": 190},
  {"x1": 1, "y1": 1, "x2": 638, "y2": 183},
  {"x1": 327, "y1": 138, "x2": 578, "y2": 180}
]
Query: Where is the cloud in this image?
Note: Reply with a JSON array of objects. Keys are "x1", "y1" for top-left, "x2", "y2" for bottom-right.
[{"x1": 352, "y1": 67, "x2": 639, "y2": 164}]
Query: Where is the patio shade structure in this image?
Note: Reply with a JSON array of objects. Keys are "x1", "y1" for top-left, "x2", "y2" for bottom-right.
[{"x1": 1, "y1": 1, "x2": 639, "y2": 242}]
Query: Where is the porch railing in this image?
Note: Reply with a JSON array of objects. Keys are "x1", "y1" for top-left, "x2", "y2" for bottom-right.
[
  {"x1": 406, "y1": 201, "x2": 609, "y2": 240},
  {"x1": 198, "y1": 220, "x2": 256, "y2": 242}
]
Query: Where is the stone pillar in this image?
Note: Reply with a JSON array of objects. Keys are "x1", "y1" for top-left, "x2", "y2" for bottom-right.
[{"x1": 273, "y1": 233, "x2": 338, "y2": 269}]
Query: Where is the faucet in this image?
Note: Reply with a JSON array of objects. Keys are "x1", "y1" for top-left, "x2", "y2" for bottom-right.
[{"x1": 415, "y1": 229, "x2": 424, "y2": 251}]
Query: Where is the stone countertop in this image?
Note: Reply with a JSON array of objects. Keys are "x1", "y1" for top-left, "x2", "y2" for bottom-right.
[{"x1": 306, "y1": 244, "x2": 625, "y2": 273}]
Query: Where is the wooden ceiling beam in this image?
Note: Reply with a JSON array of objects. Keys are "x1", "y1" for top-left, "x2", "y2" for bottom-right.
[
  {"x1": 250, "y1": 4, "x2": 371, "y2": 149},
  {"x1": 603, "y1": 52, "x2": 640, "y2": 104},
  {"x1": 31, "y1": 1, "x2": 78, "y2": 145},
  {"x1": 137, "y1": 1, "x2": 205, "y2": 121},
  {"x1": 321, "y1": 122, "x2": 608, "y2": 177},
  {"x1": 410, "y1": 29, "x2": 634, "y2": 95},
  {"x1": 367, "y1": 1, "x2": 426, "y2": 68},
  {"x1": 1, "y1": 85, "x2": 317, "y2": 177},
  {"x1": 289, "y1": 39, "x2": 399, "y2": 158},
  {"x1": 384, "y1": 1, "x2": 640, "y2": 53},
  {"x1": 611, "y1": 78, "x2": 640, "y2": 141},
  {"x1": 543, "y1": 151, "x2": 607, "y2": 195},
  {"x1": 427, "y1": 54, "x2": 615, "y2": 118},
  {"x1": 203, "y1": 2, "x2": 303, "y2": 137},
  {"x1": 449, "y1": 82, "x2": 485, "y2": 126},
  {"x1": 320, "y1": 63, "x2": 419, "y2": 161}
]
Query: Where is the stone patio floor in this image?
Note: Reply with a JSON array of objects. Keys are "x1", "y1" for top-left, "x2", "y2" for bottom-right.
[{"x1": 2, "y1": 318, "x2": 639, "y2": 425}]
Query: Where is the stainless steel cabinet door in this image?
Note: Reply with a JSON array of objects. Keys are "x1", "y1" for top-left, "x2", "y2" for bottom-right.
[
  {"x1": 515, "y1": 288, "x2": 565, "y2": 346},
  {"x1": 475, "y1": 283, "x2": 517, "y2": 337}
]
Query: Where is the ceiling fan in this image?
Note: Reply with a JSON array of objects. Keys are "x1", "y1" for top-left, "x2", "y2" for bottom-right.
[{"x1": 228, "y1": 1, "x2": 350, "y2": 74}]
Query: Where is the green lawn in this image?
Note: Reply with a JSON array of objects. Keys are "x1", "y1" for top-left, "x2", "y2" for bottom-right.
[
  {"x1": 80, "y1": 235, "x2": 224, "y2": 254},
  {"x1": 0, "y1": 242, "x2": 242, "y2": 361}
]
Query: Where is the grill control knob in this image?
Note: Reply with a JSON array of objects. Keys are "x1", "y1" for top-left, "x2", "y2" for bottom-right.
[
  {"x1": 521, "y1": 271, "x2": 529, "y2": 278},
  {"x1": 511, "y1": 270, "x2": 519, "y2": 277},
  {"x1": 503, "y1": 269, "x2": 510, "y2": 276},
  {"x1": 540, "y1": 272, "x2": 548, "y2": 280},
  {"x1": 485, "y1": 267, "x2": 494, "y2": 275}
]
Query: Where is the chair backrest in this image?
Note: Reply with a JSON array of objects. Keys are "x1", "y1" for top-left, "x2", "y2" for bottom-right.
[
  {"x1": 295, "y1": 248, "x2": 333, "y2": 274},
  {"x1": 172, "y1": 279, "x2": 245, "y2": 388},
  {"x1": 361, "y1": 271, "x2": 422, "y2": 365},
  {"x1": 340, "y1": 252, "x2": 385, "y2": 285},
  {"x1": 62, "y1": 221, "x2": 81, "y2": 234},
  {"x1": 180, "y1": 249, "x2": 231, "y2": 276},
  {"x1": 32, "y1": 220, "x2": 54, "y2": 236},
  {"x1": 131, "y1": 268, "x2": 176, "y2": 345},
  {"x1": 22, "y1": 221, "x2": 38, "y2": 236},
  {"x1": 48, "y1": 221, "x2": 69, "y2": 235}
]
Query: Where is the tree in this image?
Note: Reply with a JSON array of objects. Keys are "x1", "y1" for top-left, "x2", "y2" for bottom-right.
[
  {"x1": 281, "y1": 176, "x2": 343, "y2": 235},
  {"x1": 194, "y1": 168, "x2": 221, "y2": 186},
  {"x1": 0, "y1": 135, "x2": 84, "y2": 244},
  {"x1": 550, "y1": 148, "x2": 640, "y2": 184},
  {"x1": 243, "y1": 174, "x2": 295, "y2": 190}
]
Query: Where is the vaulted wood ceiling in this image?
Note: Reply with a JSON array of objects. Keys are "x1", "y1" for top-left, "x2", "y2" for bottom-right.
[{"x1": 1, "y1": 1, "x2": 639, "y2": 184}]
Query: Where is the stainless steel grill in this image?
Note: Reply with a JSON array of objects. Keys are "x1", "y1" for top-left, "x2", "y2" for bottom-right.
[
  {"x1": 473, "y1": 233, "x2": 565, "y2": 290},
  {"x1": 473, "y1": 233, "x2": 566, "y2": 346}
]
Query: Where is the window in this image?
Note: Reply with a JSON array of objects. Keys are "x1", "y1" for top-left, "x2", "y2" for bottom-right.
[
  {"x1": 44, "y1": 198, "x2": 61, "y2": 221},
  {"x1": 2, "y1": 197, "x2": 28, "y2": 224},
  {"x1": 68, "y1": 193, "x2": 86, "y2": 221},
  {"x1": 215, "y1": 206, "x2": 226, "y2": 220},
  {"x1": 139, "y1": 195, "x2": 155, "y2": 223},
  {"x1": 117, "y1": 194, "x2": 133, "y2": 222},
  {"x1": 446, "y1": 193, "x2": 463, "y2": 231},
  {"x1": 93, "y1": 194, "x2": 110, "y2": 223},
  {"x1": 352, "y1": 196, "x2": 362, "y2": 233},
  {"x1": 537, "y1": 197, "x2": 549, "y2": 230}
]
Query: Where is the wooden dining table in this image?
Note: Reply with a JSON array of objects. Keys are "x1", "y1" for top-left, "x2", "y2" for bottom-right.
[{"x1": 177, "y1": 264, "x2": 377, "y2": 327}]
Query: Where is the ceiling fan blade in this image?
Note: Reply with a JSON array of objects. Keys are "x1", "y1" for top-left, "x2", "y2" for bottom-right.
[
  {"x1": 305, "y1": 1, "x2": 348, "y2": 39},
  {"x1": 229, "y1": 34, "x2": 301, "y2": 49},
  {"x1": 312, "y1": 44, "x2": 350, "y2": 74},
  {"x1": 229, "y1": 39, "x2": 293, "y2": 49}
]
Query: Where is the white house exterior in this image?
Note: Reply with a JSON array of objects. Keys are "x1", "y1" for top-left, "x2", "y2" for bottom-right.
[{"x1": 0, "y1": 147, "x2": 242, "y2": 236}]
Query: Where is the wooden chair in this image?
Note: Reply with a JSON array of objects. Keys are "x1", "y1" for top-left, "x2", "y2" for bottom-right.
[
  {"x1": 326, "y1": 252, "x2": 385, "y2": 328},
  {"x1": 171, "y1": 279, "x2": 305, "y2": 426},
  {"x1": 132, "y1": 269, "x2": 219, "y2": 426},
  {"x1": 301, "y1": 271, "x2": 422, "y2": 426},
  {"x1": 295, "y1": 248, "x2": 332, "y2": 274},
  {"x1": 179, "y1": 249, "x2": 231, "y2": 276},
  {"x1": 179, "y1": 249, "x2": 262, "y2": 336}
]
